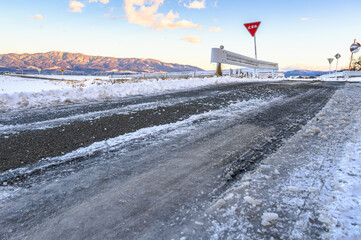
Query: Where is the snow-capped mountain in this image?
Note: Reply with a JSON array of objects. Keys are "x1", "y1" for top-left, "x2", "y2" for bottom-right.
[{"x1": 0, "y1": 51, "x2": 203, "y2": 74}]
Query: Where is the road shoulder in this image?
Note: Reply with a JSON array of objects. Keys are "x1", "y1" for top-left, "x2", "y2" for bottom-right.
[{"x1": 206, "y1": 83, "x2": 361, "y2": 239}]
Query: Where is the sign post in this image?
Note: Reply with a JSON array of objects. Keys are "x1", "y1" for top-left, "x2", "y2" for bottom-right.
[
  {"x1": 327, "y1": 58, "x2": 334, "y2": 74},
  {"x1": 244, "y1": 21, "x2": 261, "y2": 78},
  {"x1": 335, "y1": 53, "x2": 341, "y2": 72},
  {"x1": 334, "y1": 53, "x2": 341, "y2": 80}
]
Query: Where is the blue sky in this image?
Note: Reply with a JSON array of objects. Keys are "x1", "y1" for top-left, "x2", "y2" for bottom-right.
[{"x1": 0, "y1": 0, "x2": 360, "y2": 71}]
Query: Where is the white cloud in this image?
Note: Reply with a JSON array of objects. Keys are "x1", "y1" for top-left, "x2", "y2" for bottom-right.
[
  {"x1": 35, "y1": 14, "x2": 43, "y2": 20},
  {"x1": 208, "y1": 27, "x2": 221, "y2": 32},
  {"x1": 300, "y1": 17, "x2": 317, "y2": 22},
  {"x1": 124, "y1": 0, "x2": 203, "y2": 30},
  {"x1": 89, "y1": 0, "x2": 109, "y2": 4},
  {"x1": 181, "y1": 35, "x2": 202, "y2": 43},
  {"x1": 184, "y1": 0, "x2": 206, "y2": 9},
  {"x1": 69, "y1": 1, "x2": 85, "y2": 13}
]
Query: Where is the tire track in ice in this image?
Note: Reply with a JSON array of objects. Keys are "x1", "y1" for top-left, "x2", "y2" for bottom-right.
[
  {"x1": 0, "y1": 95, "x2": 212, "y2": 135},
  {"x1": 0, "y1": 96, "x2": 283, "y2": 201}
]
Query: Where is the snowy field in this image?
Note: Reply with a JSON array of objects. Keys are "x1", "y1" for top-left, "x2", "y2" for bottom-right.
[
  {"x1": 26, "y1": 74, "x2": 112, "y2": 81},
  {"x1": 0, "y1": 75, "x2": 72, "y2": 94}
]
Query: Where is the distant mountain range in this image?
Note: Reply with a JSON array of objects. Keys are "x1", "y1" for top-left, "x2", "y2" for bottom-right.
[
  {"x1": 0, "y1": 51, "x2": 203, "y2": 74},
  {"x1": 0, "y1": 51, "x2": 333, "y2": 77},
  {"x1": 283, "y1": 70, "x2": 328, "y2": 78}
]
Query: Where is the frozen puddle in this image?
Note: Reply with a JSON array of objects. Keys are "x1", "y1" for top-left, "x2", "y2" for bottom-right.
[{"x1": 207, "y1": 83, "x2": 361, "y2": 239}]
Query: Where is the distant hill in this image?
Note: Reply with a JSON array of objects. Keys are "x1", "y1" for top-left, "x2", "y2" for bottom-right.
[
  {"x1": 284, "y1": 70, "x2": 328, "y2": 78},
  {"x1": 0, "y1": 51, "x2": 203, "y2": 74}
]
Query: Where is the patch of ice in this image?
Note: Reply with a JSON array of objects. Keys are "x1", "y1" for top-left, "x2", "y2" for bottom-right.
[
  {"x1": 244, "y1": 196, "x2": 262, "y2": 206},
  {"x1": 223, "y1": 193, "x2": 235, "y2": 201},
  {"x1": 261, "y1": 212, "x2": 279, "y2": 226},
  {"x1": 288, "y1": 186, "x2": 300, "y2": 192},
  {"x1": 304, "y1": 126, "x2": 321, "y2": 136},
  {"x1": 208, "y1": 199, "x2": 227, "y2": 213},
  {"x1": 318, "y1": 213, "x2": 337, "y2": 226}
]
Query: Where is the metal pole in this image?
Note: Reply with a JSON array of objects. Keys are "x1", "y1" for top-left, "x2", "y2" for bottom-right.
[
  {"x1": 349, "y1": 39, "x2": 356, "y2": 71},
  {"x1": 254, "y1": 35, "x2": 258, "y2": 60},
  {"x1": 216, "y1": 63, "x2": 222, "y2": 76},
  {"x1": 335, "y1": 59, "x2": 338, "y2": 73},
  {"x1": 329, "y1": 63, "x2": 331, "y2": 75},
  {"x1": 254, "y1": 35, "x2": 258, "y2": 78},
  {"x1": 349, "y1": 53, "x2": 354, "y2": 71}
]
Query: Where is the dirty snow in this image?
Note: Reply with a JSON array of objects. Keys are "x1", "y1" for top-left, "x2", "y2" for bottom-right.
[{"x1": 208, "y1": 83, "x2": 361, "y2": 239}]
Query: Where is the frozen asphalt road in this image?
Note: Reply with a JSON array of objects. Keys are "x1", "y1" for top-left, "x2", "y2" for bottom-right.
[{"x1": 0, "y1": 81, "x2": 341, "y2": 239}]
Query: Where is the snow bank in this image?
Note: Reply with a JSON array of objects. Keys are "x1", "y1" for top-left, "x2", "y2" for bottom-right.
[{"x1": 0, "y1": 76, "x2": 280, "y2": 110}]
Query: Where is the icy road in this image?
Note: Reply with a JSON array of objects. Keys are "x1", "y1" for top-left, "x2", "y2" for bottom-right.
[{"x1": 0, "y1": 81, "x2": 360, "y2": 240}]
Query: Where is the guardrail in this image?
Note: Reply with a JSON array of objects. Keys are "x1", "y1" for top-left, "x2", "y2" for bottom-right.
[
  {"x1": 211, "y1": 47, "x2": 279, "y2": 70},
  {"x1": 110, "y1": 69, "x2": 248, "y2": 80},
  {"x1": 11, "y1": 69, "x2": 282, "y2": 81},
  {"x1": 320, "y1": 71, "x2": 361, "y2": 80}
]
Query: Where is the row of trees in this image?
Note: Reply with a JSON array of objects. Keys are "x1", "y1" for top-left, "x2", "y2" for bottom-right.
[{"x1": 351, "y1": 56, "x2": 361, "y2": 71}]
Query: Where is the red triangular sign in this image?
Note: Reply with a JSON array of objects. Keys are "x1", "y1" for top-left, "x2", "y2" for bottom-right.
[{"x1": 244, "y1": 21, "x2": 261, "y2": 37}]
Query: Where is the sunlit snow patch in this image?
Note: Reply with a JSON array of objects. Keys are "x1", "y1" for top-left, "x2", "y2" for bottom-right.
[{"x1": 0, "y1": 75, "x2": 281, "y2": 110}]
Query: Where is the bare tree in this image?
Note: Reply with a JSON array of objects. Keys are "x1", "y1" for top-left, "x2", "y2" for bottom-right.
[{"x1": 351, "y1": 56, "x2": 361, "y2": 71}]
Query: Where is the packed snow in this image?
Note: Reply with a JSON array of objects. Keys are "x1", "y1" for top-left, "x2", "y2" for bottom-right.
[{"x1": 208, "y1": 83, "x2": 361, "y2": 239}]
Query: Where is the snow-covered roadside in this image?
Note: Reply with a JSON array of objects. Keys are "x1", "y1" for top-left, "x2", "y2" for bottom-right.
[
  {"x1": 290, "y1": 77, "x2": 361, "y2": 82},
  {"x1": 207, "y1": 83, "x2": 361, "y2": 239},
  {"x1": 321, "y1": 133, "x2": 361, "y2": 239},
  {"x1": 25, "y1": 75, "x2": 111, "y2": 81},
  {"x1": 0, "y1": 76, "x2": 281, "y2": 110},
  {"x1": 0, "y1": 75, "x2": 72, "y2": 94}
]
